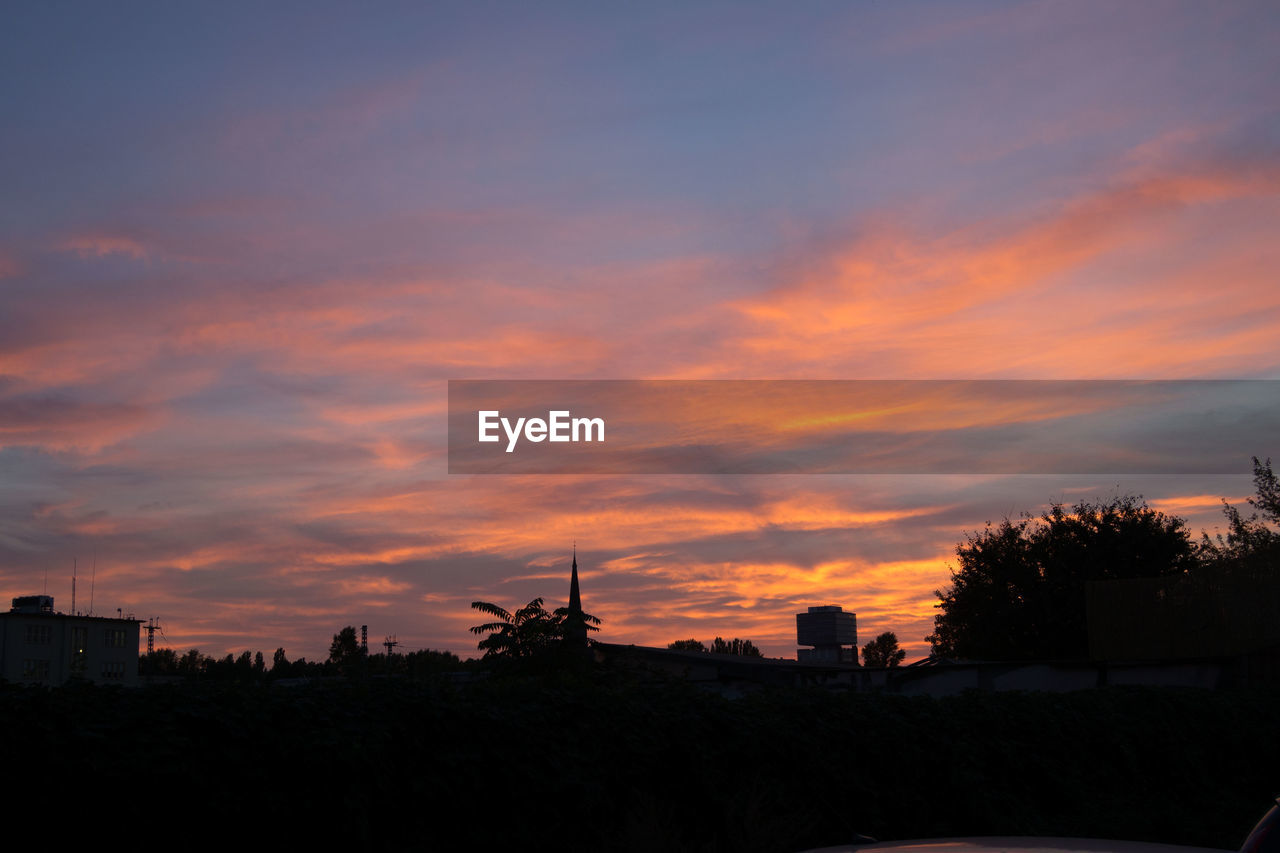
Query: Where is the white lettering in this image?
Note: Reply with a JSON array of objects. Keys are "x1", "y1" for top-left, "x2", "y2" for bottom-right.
[
  {"x1": 502, "y1": 416, "x2": 526, "y2": 453},
  {"x1": 549, "y1": 410, "x2": 570, "y2": 442},
  {"x1": 480, "y1": 410, "x2": 605, "y2": 452},
  {"x1": 573, "y1": 416, "x2": 604, "y2": 442},
  {"x1": 478, "y1": 411, "x2": 500, "y2": 442}
]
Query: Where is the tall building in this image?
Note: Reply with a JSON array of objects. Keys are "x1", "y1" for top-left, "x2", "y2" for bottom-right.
[
  {"x1": 0, "y1": 595, "x2": 141, "y2": 686},
  {"x1": 796, "y1": 605, "x2": 858, "y2": 663}
]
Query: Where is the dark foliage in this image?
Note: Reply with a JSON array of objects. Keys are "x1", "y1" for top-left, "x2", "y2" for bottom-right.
[
  {"x1": 2, "y1": 676, "x2": 1276, "y2": 851},
  {"x1": 140, "y1": 642, "x2": 461, "y2": 681},
  {"x1": 1202, "y1": 456, "x2": 1280, "y2": 571},
  {"x1": 667, "y1": 637, "x2": 763, "y2": 656},
  {"x1": 928, "y1": 495, "x2": 1198, "y2": 660},
  {"x1": 470, "y1": 597, "x2": 600, "y2": 659},
  {"x1": 862, "y1": 631, "x2": 906, "y2": 668},
  {"x1": 709, "y1": 636, "x2": 763, "y2": 657}
]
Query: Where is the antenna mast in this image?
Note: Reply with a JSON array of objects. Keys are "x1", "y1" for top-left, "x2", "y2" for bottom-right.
[{"x1": 143, "y1": 618, "x2": 162, "y2": 655}]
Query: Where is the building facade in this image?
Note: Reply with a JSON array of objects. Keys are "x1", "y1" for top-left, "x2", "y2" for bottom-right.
[
  {"x1": 0, "y1": 595, "x2": 141, "y2": 686},
  {"x1": 796, "y1": 604, "x2": 858, "y2": 663}
]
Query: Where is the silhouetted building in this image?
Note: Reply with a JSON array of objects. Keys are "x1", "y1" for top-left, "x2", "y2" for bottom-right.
[
  {"x1": 0, "y1": 595, "x2": 141, "y2": 686},
  {"x1": 563, "y1": 547, "x2": 588, "y2": 647},
  {"x1": 797, "y1": 605, "x2": 857, "y2": 663}
]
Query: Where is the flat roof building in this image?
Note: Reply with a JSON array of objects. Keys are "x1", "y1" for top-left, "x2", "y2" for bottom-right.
[
  {"x1": 797, "y1": 605, "x2": 858, "y2": 664},
  {"x1": 0, "y1": 595, "x2": 141, "y2": 686}
]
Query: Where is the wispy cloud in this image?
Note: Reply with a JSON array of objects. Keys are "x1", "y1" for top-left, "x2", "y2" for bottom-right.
[{"x1": 2, "y1": 3, "x2": 1277, "y2": 661}]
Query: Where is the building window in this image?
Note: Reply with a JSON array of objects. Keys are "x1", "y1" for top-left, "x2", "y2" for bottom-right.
[
  {"x1": 104, "y1": 628, "x2": 127, "y2": 648},
  {"x1": 101, "y1": 661, "x2": 125, "y2": 680},
  {"x1": 71, "y1": 627, "x2": 89, "y2": 674},
  {"x1": 24, "y1": 624, "x2": 51, "y2": 645},
  {"x1": 22, "y1": 659, "x2": 50, "y2": 680}
]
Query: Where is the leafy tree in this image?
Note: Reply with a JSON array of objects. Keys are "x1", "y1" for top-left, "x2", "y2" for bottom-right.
[
  {"x1": 552, "y1": 603, "x2": 601, "y2": 644},
  {"x1": 708, "y1": 637, "x2": 763, "y2": 657},
  {"x1": 927, "y1": 495, "x2": 1198, "y2": 660},
  {"x1": 1202, "y1": 456, "x2": 1280, "y2": 568},
  {"x1": 329, "y1": 626, "x2": 366, "y2": 676},
  {"x1": 861, "y1": 631, "x2": 906, "y2": 668},
  {"x1": 470, "y1": 598, "x2": 556, "y2": 659},
  {"x1": 139, "y1": 648, "x2": 180, "y2": 676},
  {"x1": 177, "y1": 648, "x2": 205, "y2": 677},
  {"x1": 470, "y1": 597, "x2": 598, "y2": 659},
  {"x1": 666, "y1": 638, "x2": 763, "y2": 656}
]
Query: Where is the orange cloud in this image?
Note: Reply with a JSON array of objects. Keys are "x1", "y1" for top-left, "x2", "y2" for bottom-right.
[{"x1": 723, "y1": 154, "x2": 1280, "y2": 380}]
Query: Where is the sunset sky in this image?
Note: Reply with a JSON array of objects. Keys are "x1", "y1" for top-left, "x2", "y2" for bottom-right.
[{"x1": 2, "y1": 1, "x2": 1278, "y2": 661}]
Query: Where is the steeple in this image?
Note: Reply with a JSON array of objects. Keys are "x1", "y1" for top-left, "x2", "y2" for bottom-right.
[
  {"x1": 569, "y1": 544, "x2": 582, "y2": 614},
  {"x1": 565, "y1": 544, "x2": 587, "y2": 646}
]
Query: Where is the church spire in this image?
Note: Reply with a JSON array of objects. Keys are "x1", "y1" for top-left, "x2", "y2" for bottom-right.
[
  {"x1": 565, "y1": 544, "x2": 587, "y2": 645},
  {"x1": 569, "y1": 543, "x2": 581, "y2": 614}
]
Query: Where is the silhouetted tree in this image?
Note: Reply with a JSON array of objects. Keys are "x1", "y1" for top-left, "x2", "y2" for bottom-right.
[
  {"x1": 470, "y1": 598, "x2": 561, "y2": 659},
  {"x1": 552, "y1": 603, "x2": 601, "y2": 644},
  {"x1": 177, "y1": 648, "x2": 204, "y2": 677},
  {"x1": 708, "y1": 637, "x2": 763, "y2": 657},
  {"x1": 402, "y1": 648, "x2": 462, "y2": 675},
  {"x1": 1202, "y1": 456, "x2": 1280, "y2": 569},
  {"x1": 366, "y1": 648, "x2": 463, "y2": 678},
  {"x1": 927, "y1": 495, "x2": 1198, "y2": 660},
  {"x1": 139, "y1": 648, "x2": 180, "y2": 676},
  {"x1": 329, "y1": 626, "x2": 366, "y2": 676},
  {"x1": 271, "y1": 647, "x2": 290, "y2": 677},
  {"x1": 861, "y1": 631, "x2": 906, "y2": 668},
  {"x1": 470, "y1": 597, "x2": 599, "y2": 659},
  {"x1": 667, "y1": 639, "x2": 707, "y2": 652}
]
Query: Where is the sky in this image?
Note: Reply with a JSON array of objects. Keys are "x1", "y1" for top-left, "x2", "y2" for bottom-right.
[{"x1": 2, "y1": 0, "x2": 1278, "y2": 661}]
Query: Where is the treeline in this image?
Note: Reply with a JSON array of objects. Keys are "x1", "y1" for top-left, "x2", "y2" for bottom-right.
[
  {"x1": 138, "y1": 625, "x2": 464, "y2": 681},
  {"x1": 930, "y1": 456, "x2": 1280, "y2": 660},
  {"x1": 667, "y1": 637, "x2": 763, "y2": 656}
]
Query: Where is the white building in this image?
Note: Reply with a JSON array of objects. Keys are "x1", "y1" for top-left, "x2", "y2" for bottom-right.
[{"x1": 0, "y1": 595, "x2": 141, "y2": 686}]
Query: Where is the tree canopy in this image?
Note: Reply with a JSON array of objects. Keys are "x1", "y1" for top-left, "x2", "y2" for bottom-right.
[
  {"x1": 709, "y1": 637, "x2": 763, "y2": 657},
  {"x1": 666, "y1": 637, "x2": 763, "y2": 657},
  {"x1": 927, "y1": 494, "x2": 1198, "y2": 660},
  {"x1": 1202, "y1": 456, "x2": 1280, "y2": 570},
  {"x1": 470, "y1": 597, "x2": 600, "y2": 659},
  {"x1": 328, "y1": 625, "x2": 366, "y2": 676},
  {"x1": 862, "y1": 631, "x2": 905, "y2": 668}
]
